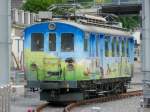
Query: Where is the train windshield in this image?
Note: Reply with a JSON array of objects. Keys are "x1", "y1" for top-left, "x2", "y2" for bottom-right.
[
  {"x1": 31, "y1": 33, "x2": 44, "y2": 51},
  {"x1": 61, "y1": 33, "x2": 74, "y2": 52}
]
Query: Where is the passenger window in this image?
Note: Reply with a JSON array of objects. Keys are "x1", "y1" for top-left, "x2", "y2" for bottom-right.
[
  {"x1": 84, "y1": 38, "x2": 88, "y2": 51},
  {"x1": 105, "y1": 37, "x2": 109, "y2": 57},
  {"x1": 61, "y1": 33, "x2": 74, "y2": 52},
  {"x1": 49, "y1": 33, "x2": 56, "y2": 51},
  {"x1": 31, "y1": 33, "x2": 44, "y2": 51},
  {"x1": 112, "y1": 38, "x2": 115, "y2": 57},
  {"x1": 116, "y1": 40, "x2": 120, "y2": 56},
  {"x1": 96, "y1": 37, "x2": 99, "y2": 56},
  {"x1": 122, "y1": 40, "x2": 125, "y2": 57},
  {"x1": 127, "y1": 40, "x2": 129, "y2": 57},
  {"x1": 84, "y1": 32, "x2": 89, "y2": 51}
]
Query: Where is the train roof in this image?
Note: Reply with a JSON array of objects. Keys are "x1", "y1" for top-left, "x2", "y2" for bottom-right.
[
  {"x1": 25, "y1": 21, "x2": 131, "y2": 37},
  {"x1": 59, "y1": 21, "x2": 131, "y2": 37}
]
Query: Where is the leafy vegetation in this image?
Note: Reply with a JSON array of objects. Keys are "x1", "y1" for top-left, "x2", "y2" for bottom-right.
[
  {"x1": 117, "y1": 16, "x2": 140, "y2": 30},
  {"x1": 22, "y1": 0, "x2": 67, "y2": 13},
  {"x1": 22, "y1": 0, "x2": 112, "y2": 13},
  {"x1": 22, "y1": 0, "x2": 140, "y2": 30}
]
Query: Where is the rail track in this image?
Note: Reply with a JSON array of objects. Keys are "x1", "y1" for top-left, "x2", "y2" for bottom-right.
[
  {"x1": 36, "y1": 102, "x2": 49, "y2": 112},
  {"x1": 36, "y1": 90, "x2": 142, "y2": 112}
]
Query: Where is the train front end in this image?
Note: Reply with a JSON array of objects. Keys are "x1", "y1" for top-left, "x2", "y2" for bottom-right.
[{"x1": 24, "y1": 22, "x2": 87, "y2": 102}]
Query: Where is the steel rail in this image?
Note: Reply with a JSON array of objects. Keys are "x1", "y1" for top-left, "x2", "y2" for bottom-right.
[
  {"x1": 35, "y1": 90, "x2": 142, "y2": 112},
  {"x1": 64, "y1": 90, "x2": 143, "y2": 112},
  {"x1": 36, "y1": 103, "x2": 49, "y2": 112}
]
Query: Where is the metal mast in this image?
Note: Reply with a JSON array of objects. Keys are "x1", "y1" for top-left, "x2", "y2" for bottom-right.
[
  {"x1": 0, "y1": 0, "x2": 11, "y2": 111},
  {"x1": 0, "y1": 0, "x2": 11, "y2": 85},
  {"x1": 142, "y1": 0, "x2": 150, "y2": 107}
]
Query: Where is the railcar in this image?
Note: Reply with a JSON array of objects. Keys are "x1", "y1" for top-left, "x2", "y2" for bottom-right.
[{"x1": 24, "y1": 20, "x2": 134, "y2": 102}]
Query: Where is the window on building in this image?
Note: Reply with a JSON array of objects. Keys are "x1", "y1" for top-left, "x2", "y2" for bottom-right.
[
  {"x1": 61, "y1": 33, "x2": 74, "y2": 52},
  {"x1": 49, "y1": 33, "x2": 56, "y2": 51},
  {"x1": 31, "y1": 33, "x2": 44, "y2": 51}
]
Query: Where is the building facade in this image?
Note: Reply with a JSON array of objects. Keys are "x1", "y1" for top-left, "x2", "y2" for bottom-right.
[{"x1": 11, "y1": 0, "x2": 25, "y2": 9}]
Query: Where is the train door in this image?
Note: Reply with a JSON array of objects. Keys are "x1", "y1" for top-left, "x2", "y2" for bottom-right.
[
  {"x1": 120, "y1": 38, "x2": 123, "y2": 76},
  {"x1": 43, "y1": 32, "x2": 62, "y2": 80},
  {"x1": 96, "y1": 34, "x2": 103, "y2": 77},
  {"x1": 118, "y1": 37, "x2": 127, "y2": 77},
  {"x1": 128, "y1": 38, "x2": 134, "y2": 77},
  {"x1": 89, "y1": 34, "x2": 97, "y2": 77},
  {"x1": 29, "y1": 33, "x2": 45, "y2": 81},
  {"x1": 99, "y1": 34, "x2": 105, "y2": 75},
  {"x1": 118, "y1": 37, "x2": 122, "y2": 77},
  {"x1": 60, "y1": 33, "x2": 76, "y2": 80},
  {"x1": 89, "y1": 34, "x2": 96, "y2": 57}
]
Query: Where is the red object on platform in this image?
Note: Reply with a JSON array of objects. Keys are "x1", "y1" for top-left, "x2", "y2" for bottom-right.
[{"x1": 27, "y1": 109, "x2": 32, "y2": 112}]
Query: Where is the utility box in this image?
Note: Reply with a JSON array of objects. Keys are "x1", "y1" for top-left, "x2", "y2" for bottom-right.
[{"x1": 38, "y1": 11, "x2": 52, "y2": 20}]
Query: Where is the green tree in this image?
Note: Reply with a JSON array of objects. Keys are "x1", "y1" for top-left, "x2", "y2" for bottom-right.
[
  {"x1": 22, "y1": 0, "x2": 140, "y2": 30},
  {"x1": 22, "y1": 0, "x2": 67, "y2": 13},
  {"x1": 117, "y1": 15, "x2": 140, "y2": 30}
]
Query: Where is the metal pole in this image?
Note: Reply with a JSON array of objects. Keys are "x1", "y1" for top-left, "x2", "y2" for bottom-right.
[
  {"x1": 0, "y1": 0, "x2": 11, "y2": 85},
  {"x1": 142, "y1": 0, "x2": 150, "y2": 108},
  {"x1": 0, "y1": 0, "x2": 11, "y2": 112}
]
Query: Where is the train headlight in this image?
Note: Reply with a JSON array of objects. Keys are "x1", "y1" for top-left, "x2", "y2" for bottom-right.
[
  {"x1": 67, "y1": 63, "x2": 74, "y2": 71},
  {"x1": 48, "y1": 23, "x2": 56, "y2": 30},
  {"x1": 84, "y1": 68, "x2": 90, "y2": 76},
  {"x1": 65, "y1": 57, "x2": 75, "y2": 71}
]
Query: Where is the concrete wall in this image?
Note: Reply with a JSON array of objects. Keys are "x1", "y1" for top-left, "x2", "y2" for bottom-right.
[
  {"x1": 11, "y1": 0, "x2": 25, "y2": 9},
  {"x1": 11, "y1": 9, "x2": 39, "y2": 25},
  {"x1": 11, "y1": 29, "x2": 23, "y2": 70}
]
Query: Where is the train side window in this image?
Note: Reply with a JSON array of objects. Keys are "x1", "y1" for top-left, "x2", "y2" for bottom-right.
[
  {"x1": 84, "y1": 32, "x2": 89, "y2": 51},
  {"x1": 116, "y1": 40, "x2": 120, "y2": 56},
  {"x1": 127, "y1": 40, "x2": 129, "y2": 57},
  {"x1": 84, "y1": 38, "x2": 88, "y2": 51},
  {"x1": 49, "y1": 33, "x2": 56, "y2": 51},
  {"x1": 112, "y1": 38, "x2": 115, "y2": 57},
  {"x1": 122, "y1": 40, "x2": 125, "y2": 57},
  {"x1": 96, "y1": 36, "x2": 99, "y2": 56},
  {"x1": 31, "y1": 33, "x2": 44, "y2": 51},
  {"x1": 61, "y1": 33, "x2": 74, "y2": 52},
  {"x1": 124, "y1": 39, "x2": 127, "y2": 56},
  {"x1": 105, "y1": 37, "x2": 109, "y2": 57}
]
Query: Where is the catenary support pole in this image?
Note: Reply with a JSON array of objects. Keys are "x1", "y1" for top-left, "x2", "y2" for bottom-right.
[
  {"x1": 142, "y1": 0, "x2": 150, "y2": 107},
  {"x1": 0, "y1": 0, "x2": 11, "y2": 112},
  {"x1": 0, "y1": 0, "x2": 11, "y2": 85}
]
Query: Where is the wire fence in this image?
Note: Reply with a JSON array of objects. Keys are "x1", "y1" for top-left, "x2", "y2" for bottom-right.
[{"x1": 0, "y1": 85, "x2": 10, "y2": 112}]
